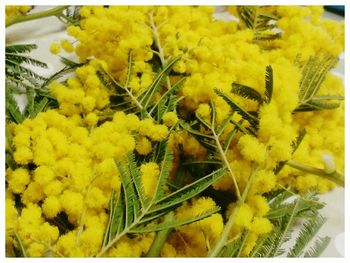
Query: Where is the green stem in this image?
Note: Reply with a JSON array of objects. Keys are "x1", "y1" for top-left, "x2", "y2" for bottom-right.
[
  {"x1": 149, "y1": 13, "x2": 172, "y2": 91},
  {"x1": 286, "y1": 160, "x2": 344, "y2": 187},
  {"x1": 147, "y1": 212, "x2": 174, "y2": 257},
  {"x1": 6, "y1": 6, "x2": 69, "y2": 28},
  {"x1": 212, "y1": 128, "x2": 242, "y2": 200},
  {"x1": 208, "y1": 165, "x2": 258, "y2": 257}
]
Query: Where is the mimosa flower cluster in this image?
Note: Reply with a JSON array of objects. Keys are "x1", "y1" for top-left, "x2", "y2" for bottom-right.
[{"x1": 5, "y1": 5, "x2": 344, "y2": 258}]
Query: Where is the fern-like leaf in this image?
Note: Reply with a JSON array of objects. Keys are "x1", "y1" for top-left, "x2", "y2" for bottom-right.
[
  {"x1": 149, "y1": 168, "x2": 225, "y2": 214},
  {"x1": 132, "y1": 206, "x2": 220, "y2": 233},
  {"x1": 304, "y1": 236, "x2": 331, "y2": 257},
  {"x1": 5, "y1": 44, "x2": 37, "y2": 54},
  {"x1": 294, "y1": 55, "x2": 342, "y2": 112},
  {"x1": 215, "y1": 89, "x2": 259, "y2": 128},
  {"x1": 288, "y1": 215, "x2": 326, "y2": 257},
  {"x1": 264, "y1": 65, "x2": 273, "y2": 103},
  {"x1": 237, "y1": 6, "x2": 281, "y2": 41},
  {"x1": 99, "y1": 149, "x2": 224, "y2": 256},
  {"x1": 231, "y1": 83, "x2": 262, "y2": 102}
]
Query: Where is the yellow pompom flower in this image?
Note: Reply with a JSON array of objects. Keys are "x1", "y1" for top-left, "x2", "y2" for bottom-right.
[
  {"x1": 50, "y1": 43, "x2": 61, "y2": 55},
  {"x1": 60, "y1": 39, "x2": 75, "y2": 53},
  {"x1": 162, "y1": 112, "x2": 179, "y2": 127},
  {"x1": 136, "y1": 137, "x2": 152, "y2": 155},
  {"x1": 42, "y1": 196, "x2": 62, "y2": 219},
  {"x1": 237, "y1": 135, "x2": 266, "y2": 164},
  {"x1": 251, "y1": 170, "x2": 277, "y2": 194},
  {"x1": 140, "y1": 162, "x2": 160, "y2": 197},
  {"x1": 250, "y1": 217, "x2": 273, "y2": 234},
  {"x1": 85, "y1": 112, "x2": 99, "y2": 126},
  {"x1": 235, "y1": 203, "x2": 254, "y2": 229},
  {"x1": 7, "y1": 168, "x2": 30, "y2": 194}
]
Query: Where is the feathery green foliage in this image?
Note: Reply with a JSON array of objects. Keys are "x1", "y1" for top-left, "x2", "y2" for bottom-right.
[
  {"x1": 294, "y1": 55, "x2": 343, "y2": 112},
  {"x1": 251, "y1": 190, "x2": 328, "y2": 257},
  {"x1": 304, "y1": 236, "x2": 331, "y2": 257},
  {"x1": 99, "y1": 148, "x2": 225, "y2": 256},
  {"x1": 287, "y1": 215, "x2": 326, "y2": 257},
  {"x1": 97, "y1": 53, "x2": 182, "y2": 121},
  {"x1": 236, "y1": 6, "x2": 281, "y2": 41}
]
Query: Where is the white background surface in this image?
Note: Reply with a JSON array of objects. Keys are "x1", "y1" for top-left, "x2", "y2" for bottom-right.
[{"x1": 5, "y1": 6, "x2": 345, "y2": 257}]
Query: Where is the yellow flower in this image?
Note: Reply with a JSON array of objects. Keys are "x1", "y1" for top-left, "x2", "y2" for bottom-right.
[
  {"x1": 60, "y1": 39, "x2": 75, "y2": 53},
  {"x1": 7, "y1": 168, "x2": 30, "y2": 194},
  {"x1": 50, "y1": 43, "x2": 61, "y2": 54},
  {"x1": 162, "y1": 112, "x2": 179, "y2": 127},
  {"x1": 141, "y1": 162, "x2": 160, "y2": 197},
  {"x1": 42, "y1": 196, "x2": 62, "y2": 219},
  {"x1": 250, "y1": 217, "x2": 273, "y2": 234},
  {"x1": 237, "y1": 135, "x2": 266, "y2": 164},
  {"x1": 136, "y1": 137, "x2": 152, "y2": 155}
]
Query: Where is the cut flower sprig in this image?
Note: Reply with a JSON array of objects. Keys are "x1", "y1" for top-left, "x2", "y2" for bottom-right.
[{"x1": 5, "y1": 5, "x2": 344, "y2": 258}]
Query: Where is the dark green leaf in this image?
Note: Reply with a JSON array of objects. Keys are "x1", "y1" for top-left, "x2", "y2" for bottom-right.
[
  {"x1": 150, "y1": 168, "x2": 225, "y2": 213},
  {"x1": 132, "y1": 206, "x2": 220, "y2": 233},
  {"x1": 231, "y1": 83, "x2": 262, "y2": 103},
  {"x1": 264, "y1": 65, "x2": 273, "y2": 103},
  {"x1": 215, "y1": 89, "x2": 259, "y2": 127}
]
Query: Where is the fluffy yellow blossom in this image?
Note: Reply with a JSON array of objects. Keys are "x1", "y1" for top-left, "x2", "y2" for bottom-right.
[
  {"x1": 136, "y1": 136, "x2": 152, "y2": 155},
  {"x1": 60, "y1": 39, "x2": 75, "y2": 53},
  {"x1": 34, "y1": 166, "x2": 55, "y2": 186},
  {"x1": 13, "y1": 146, "x2": 33, "y2": 165},
  {"x1": 59, "y1": 190, "x2": 84, "y2": 224},
  {"x1": 247, "y1": 195, "x2": 270, "y2": 217},
  {"x1": 168, "y1": 197, "x2": 224, "y2": 256},
  {"x1": 141, "y1": 162, "x2": 160, "y2": 197},
  {"x1": 139, "y1": 119, "x2": 169, "y2": 141},
  {"x1": 237, "y1": 135, "x2": 266, "y2": 164},
  {"x1": 235, "y1": 203, "x2": 253, "y2": 229},
  {"x1": 85, "y1": 112, "x2": 99, "y2": 126},
  {"x1": 21, "y1": 182, "x2": 45, "y2": 205},
  {"x1": 7, "y1": 168, "x2": 30, "y2": 194},
  {"x1": 6, "y1": 5, "x2": 32, "y2": 19},
  {"x1": 251, "y1": 170, "x2": 277, "y2": 194},
  {"x1": 6, "y1": 198, "x2": 18, "y2": 231},
  {"x1": 27, "y1": 243, "x2": 46, "y2": 257},
  {"x1": 50, "y1": 43, "x2": 61, "y2": 54},
  {"x1": 42, "y1": 196, "x2": 62, "y2": 219},
  {"x1": 162, "y1": 112, "x2": 179, "y2": 126}
]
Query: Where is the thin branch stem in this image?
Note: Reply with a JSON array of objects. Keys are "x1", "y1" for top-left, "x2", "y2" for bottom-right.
[
  {"x1": 6, "y1": 6, "x2": 69, "y2": 27},
  {"x1": 286, "y1": 160, "x2": 344, "y2": 187},
  {"x1": 208, "y1": 165, "x2": 258, "y2": 257},
  {"x1": 149, "y1": 13, "x2": 173, "y2": 91},
  {"x1": 212, "y1": 128, "x2": 242, "y2": 200},
  {"x1": 146, "y1": 211, "x2": 174, "y2": 257}
]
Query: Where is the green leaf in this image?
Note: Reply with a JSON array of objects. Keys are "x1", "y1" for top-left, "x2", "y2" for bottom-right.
[
  {"x1": 154, "y1": 146, "x2": 174, "y2": 201},
  {"x1": 115, "y1": 160, "x2": 137, "y2": 227},
  {"x1": 6, "y1": 84, "x2": 24, "y2": 123},
  {"x1": 274, "y1": 129, "x2": 306, "y2": 175},
  {"x1": 6, "y1": 44, "x2": 37, "y2": 54},
  {"x1": 6, "y1": 53, "x2": 47, "y2": 68},
  {"x1": 140, "y1": 55, "x2": 181, "y2": 110},
  {"x1": 264, "y1": 65, "x2": 273, "y2": 103},
  {"x1": 295, "y1": 55, "x2": 341, "y2": 112},
  {"x1": 150, "y1": 168, "x2": 225, "y2": 213},
  {"x1": 237, "y1": 6, "x2": 281, "y2": 42},
  {"x1": 288, "y1": 215, "x2": 326, "y2": 257},
  {"x1": 231, "y1": 83, "x2": 262, "y2": 103},
  {"x1": 132, "y1": 206, "x2": 220, "y2": 233},
  {"x1": 304, "y1": 236, "x2": 331, "y2": 257},
  {"x1": 215, "y1": 89, "x2": 259, "y2": 127},
  {"x1": 126, "y1": 153, "x2": 148, "y2": 208}
]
